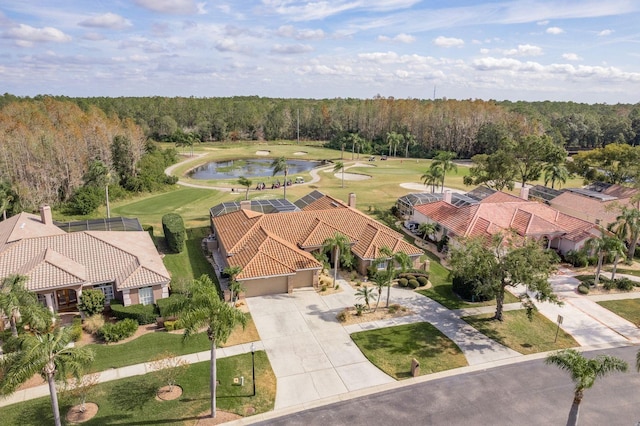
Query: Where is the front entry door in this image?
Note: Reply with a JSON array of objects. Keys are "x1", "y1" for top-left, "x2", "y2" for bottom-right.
[{"x1": 55, "y1": 289, "x2": 78, "y2": 311}]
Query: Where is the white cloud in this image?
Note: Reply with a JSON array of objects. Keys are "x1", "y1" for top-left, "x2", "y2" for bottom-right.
[
  {"x1": 480, "y1": 48, "x2": 489, "y2": 54},
  {"x1": 270, "y1": 44, "x2": 313, "y2": 54},
  {"x1": 133, "y1": 0, "x2": 198, "y2": 14},
  {"x1": 276, "y1": 25, "x2": 325, "y2": 40},
  {"x1": 598, "y1": 29, "x2": 613, "y2": 36},
  {"x1": 79, "y1": 13, "x2": 132, "y2": 30},
  {"x1": 433, "y1": 36, "x2": 464, "y2": 48},
  {"x1": 378, "y1": 33, "x2": 415, "y2": 43},
  {"x1": 214, "y1": 38, "x2": 241, "y2": 52},
  {"x1": 562, "y1": 53, "x2": 582, "y2": 61},
  {"x1": 546, "y1": 27, "x2": 564, "y2": 35},
  {"x1": 262, "y1": 0, "x2": 420, "y2": 22},
  {"x1": 82, "y1": 32, "x2": 106, "y2": 41},
  {"x1": 502, "y1": 44, "x2": 543, "y2": 56},
  {"x1": 537, "y1": 20, "x2": 549, "y2": 25},
  {"x1": 4, "y1": 24, "x2": 71, "y2": 44}
]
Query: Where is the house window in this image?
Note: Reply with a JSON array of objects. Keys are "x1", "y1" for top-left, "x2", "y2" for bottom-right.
[
  {"x1": 139, "y1": 287, "x2": 154, "y2": 306},
  {"x1": 377, "y1": 261, "x2": 388, "y2": 270},
  {"x1": 94, "y1": 284, "x2": 115, "y2": 303}
]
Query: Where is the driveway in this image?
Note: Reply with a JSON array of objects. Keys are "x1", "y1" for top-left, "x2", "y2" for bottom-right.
[{"x1": 245, "y1": 289, "x2": 394, "y2": 409}]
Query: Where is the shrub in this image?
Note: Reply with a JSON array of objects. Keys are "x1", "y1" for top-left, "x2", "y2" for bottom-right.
[
  {"x1": 97, "y1": 318, "x2": 139, "y2": 343},
  {"x1": 404, "y1": 274, "x2": 416, "y2": 281},
  {"x1": 164, "y1": 320, "x2": 178, "y2": 331},
  {"x1": 83, "y1": 314, "x2": 105, "y2": 334},
  {"x1": 110, "y1": 301, "x2": 158, "y2": 325},
  {"x1": 162, "y1": 213, "x2": 186, "y2": 253},
  {"x1": 615, "y1": 277, "x2": 634, "y2": 291},
  {"x1": 143, "y1": 224, "x2": 154, "y2": 239},
  {"x1": 336, "y1": 308, "x2": 350, "y2": 323},
  {"x1": 69, "y1": 318, "x2": 83, "y2": 342},
  {"x1": 577, "y1": 284, "x2": 590, "y2": 295},
  {"x1": 69, "y1": 186, "x2": 102, "y2": 215},
  {"x1": 397, "y1": 278, "x2": 408, "y2": 287},
  {"x1": 408, "y1": 279, "x2": 419, "y2": 289},
  {"x1": 78, "y1": 289, "x2": 105, "y2": 316},
  {"x1": 156, "y1": 295, "x2": 184, "y2": 318},
  {"x1": 602, "y1": 279, "x2": 616, "y2": 291},
  {"x1": 354, "y1": 304, "x2": 366, "y2": 316},
  {"x1": 388, "y1": 304, "x2": 401, "y2": 314},
  {"x1": 417, "y1": 276, "x2": 429, "y2": 287},
  {"x1": 452, "y1": 276, "x2": 495, "y2": 302}
]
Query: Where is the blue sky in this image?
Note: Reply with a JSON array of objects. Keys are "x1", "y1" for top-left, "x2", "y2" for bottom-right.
[{"x1": 1, "y1": 0, "x2": 639, "y2": 103}]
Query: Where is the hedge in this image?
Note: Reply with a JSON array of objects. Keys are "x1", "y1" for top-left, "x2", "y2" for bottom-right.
[
  {"x1": 162, "y1": 213, "x2": 186, "y2": 253},
  {"x1": 155, "y1": 294, "x2": 185, "y2": 318},
  {"x1": 109, "y1": 301, "x2": 158, "y2": 325},
  {"x1": 78, "y1": 289, "x2": 105, "y2": 316},
  {"x1": 97, "y1": 318, "x2": 139, "y2": 343}
]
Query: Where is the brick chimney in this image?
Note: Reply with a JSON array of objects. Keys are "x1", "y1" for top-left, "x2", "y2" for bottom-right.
[
  {"x1": 519, "y1": 187, "x2": 529, "y2": 200},
  {"x1": 348, "y1": 193, "x2": 356, "y2": 209},
  {"x1": 40, "y1": 205, "x2": 53, "y2": 225},
  {"x1": 443, "y1": 190, "x2": 452, "y2": 204},
  {"x1": 239, "y1": 200, "x2": 251, "y2": 211}
]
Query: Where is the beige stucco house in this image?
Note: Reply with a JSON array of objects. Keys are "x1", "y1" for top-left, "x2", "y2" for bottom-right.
[
  {"x1": 210, "y1": 191, "x2": 423, "y2": 297},
  {"x1": 0, "y1": 206, "x2": 170, "y2": 313}
]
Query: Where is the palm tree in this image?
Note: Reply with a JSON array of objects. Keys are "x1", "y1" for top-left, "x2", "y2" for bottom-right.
[
  {"x1": 432, "y1": 151, "x2": 457, "y2": 192},
  {"x1": 421, "y1": 165, "x2": 444, "y2": 193},
  {"x1": 0, "y1": 325, "x2": 95, "y2": 426},
  {"x1": 333, "y1": 160, "x2": 345, "y2": 188},
  {"x1": 223, "y1": 266, "x2": 243, "y2": 302},
  {"x1": 543, "y1": 163, "x2": 570, "y2": 189},
  {"x1": 404, "y1": 132, "x2": 416, "y2": 158},
  {"x1": 166, "y1": 275, "x2": 247, "y2": 419},
  {"x1": 418, "y1": 222, "x2": 438, "y2": 243},
  {"x1": 545, "y1": 349, "x2": 627, "y2": 426},
  {"x1": 610, "y1": 206, "x2": 640, "y2": 261},
  {"x1": 374, "y1": 246, "x2": 412, "y2": 308},
  {"x1": 322, "y1": 233, "x2": 350, "y2": 289},
  {"x1": 355, "y1": 286, "x2": 377, "y2": 311},
  {"x1": 585, "y1": 235, "x2": 615, "y2": 286},
  {"x1": 0, "y1": 275, "x2": 51, "y2": 337},
  {"x1": 386, "y1": 131, "x2": 404, "y2": 157},
  {"x1": 271, "y1": 156, "x2": 289, "y2": 200},
  {"x1": 371, "y1": 271, "x2": 389, "y2": 312},
  {"x1": 607, "y1": 236, "x2": 627, "y2": 280},
  {"x1": 237, "y1": 176, "x2": 252, "y2": 200}
]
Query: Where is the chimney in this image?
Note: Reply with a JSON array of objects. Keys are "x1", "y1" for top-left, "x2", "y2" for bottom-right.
[
  {"x1": 519, "y1": 187, "x2": 529, "y2": 200},
  {"x1": 443, "y1": 190, "x2": 452, "y2": 204},
  {"x1": 40, "y1": 205, "x2": 53, "y2": 225},
  {"x1": 348, "y1": 193, "x2": 356, "y2": 209},
  {"x1": 239, "y1": 200, "x2": 251, "y2": 211}
]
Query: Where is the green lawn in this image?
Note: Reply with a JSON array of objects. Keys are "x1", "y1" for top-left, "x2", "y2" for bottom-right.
[
  {"x1": 461, "y1": 310, "x2": 579, "y2": 355},
  {"x1": 162, "y1": 226, "x2": 218, "y2": 288},
  {"x1": 597, "y1": 299, "x2": 640, "y2": 326},
  {"x1": 0, "y1": 351, "x2": 275, "y2": 425},
  {"x1": 351, "y1": 322, "x2": 467, "y2": 379},
  {"x1": 417, "y1": 251, "x2": 520, "y2": 309},
  {"x1": 85, "y1": 313, "x2": 257, "y2": 372}
]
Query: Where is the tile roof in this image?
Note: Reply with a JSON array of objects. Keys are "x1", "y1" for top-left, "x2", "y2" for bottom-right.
[
  {"x1": 414, "y1": 190, "x2": 595, "y2": 242},
  {"x1": 212, "y1": 193, "x2": 422, "y2": 280},
  {"x1": 550, "y1": 191, "x2": 631, "y2": 226},
  {"x1": 0, "y1": 217, "x2": 171, "y2": 292}
]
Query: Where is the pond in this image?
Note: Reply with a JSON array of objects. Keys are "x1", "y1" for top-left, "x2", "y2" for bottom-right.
[{"x1": 188, "y1": 158, "x2": 323, "y2": 180}]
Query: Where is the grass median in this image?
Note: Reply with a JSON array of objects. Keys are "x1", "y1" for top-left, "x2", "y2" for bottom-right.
[{"x1": 597, "y1": 299, "x2": 640, "y2": 326}]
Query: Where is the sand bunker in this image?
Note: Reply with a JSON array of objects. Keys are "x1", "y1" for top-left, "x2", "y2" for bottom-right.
[
  {"x1": 335, "y1": 172, "x2": 372, "y2": 181},
  {"x1": 293, "y1": 151, "x2": 307, "y2": 156},
  {"x1": 256, "y1": 150, "x2": 270, "y2": 156}
]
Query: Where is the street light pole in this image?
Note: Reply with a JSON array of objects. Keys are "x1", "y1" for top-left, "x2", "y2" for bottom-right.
[{"x1": 251, "y1": 343, "x2": 256, "y2": 396}]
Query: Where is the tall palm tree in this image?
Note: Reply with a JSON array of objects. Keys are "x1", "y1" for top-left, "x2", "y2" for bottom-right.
[
  {"x1": 371, "y1": 271, "x2": 389, "y2": 312},
  {"x1": 421, "y1": 165, "x2": 444, "y2": 193},
  {"x1": 432, "y1": 151, "x2": 458, "y2": 191},
  {"x1": 543, "y1": 162, "x2": 570, "y2": 189},
  {"x1": 271, "y1": 156, "x2": 289, "y2": 200},
  {"x1": 585, "y1": 235, "x2": 616, "y2": 286},
  {"x1": 322, "y1": 232, "x2": 350, "y2": 289},
  {"x1": 166, "y1": 275, "x2": 246, "y2": 419},
  {"x1": 355, "y1": 286, "x2": 377, "y2": 310},
  {"x1": 237, "y1": 176, "x2": 252, "y2": 200},
  {"x1": 386, "y1": 131, "x2": 404, "y2": 157},
  {"x1": 546, "y1": 349, "x2": 627, "y2": 426},
  {"x1": 0, "y1": 275, "x2": 50, "y2": 337},
  {"x1": 374, "y1": 246, "x2": 412, "y2": 307},
  {"x1": 333, "y1": 160, "x2": 345, "y2": 188},
  {"x1": 404, "y1": 132, "x2": 416, "y2": 158},
  {"x1": 610, "y1": 206, "x2": 640, "y2": 261},
  {"x1": 418, "y1": 222, "x2": 438, "y2": 243},
  {"x1": 0, "y1": 325, "x2": 95, "y2": 426},
  {"x1": 607, "y1": 236, "x2": 627, "y2": 280}
]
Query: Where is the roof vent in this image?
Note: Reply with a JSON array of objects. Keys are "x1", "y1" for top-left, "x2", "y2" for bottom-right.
[{"x1": 330, "y1": 202, "x2": 339, "y2": 207}]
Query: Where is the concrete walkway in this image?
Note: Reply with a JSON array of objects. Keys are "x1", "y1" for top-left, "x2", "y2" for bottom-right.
[{"x1": 0, "y1": 341, "x2": 263, "y2": 408}]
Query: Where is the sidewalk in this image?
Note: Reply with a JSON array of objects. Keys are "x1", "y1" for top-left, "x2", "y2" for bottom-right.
[{"x1": 0, "y1": 341, "x2": 263, "y2": 408}]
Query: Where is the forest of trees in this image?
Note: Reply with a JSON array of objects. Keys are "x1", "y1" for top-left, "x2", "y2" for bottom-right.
[{"x1": 1, "y1": 94, "x2": 639, "y2": 215}]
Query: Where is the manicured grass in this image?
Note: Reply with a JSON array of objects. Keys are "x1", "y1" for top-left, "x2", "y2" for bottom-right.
[
  {"x1": 417, "y1": 251, "x2": 519, "y2": 309},
  {"x1": 597, "y1": 299, "x2": 640, "y2": 326},
  {"x1": 163, "y1": 226, "x2": 218, "y2": 287},
  {"x1": 351, "y1": 322, "x2": 467, "y2": 379},
  {"x1": 461, "y1": 310, "x2": 579, "y2": 355},
  {"x1": 85, "y1": 314, "x2": 259, "y2": 373},
  {"x1": 0, "y1": 351, "x2": 275, "y2": 425},
  {"x1": 603, "y1": 267, "x2": 640, "y2": 277}
]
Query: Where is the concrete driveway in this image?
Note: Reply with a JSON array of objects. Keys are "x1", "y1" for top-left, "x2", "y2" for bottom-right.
[{"x1": 245, "y1": 289, "x2": 394, "y2": 409}]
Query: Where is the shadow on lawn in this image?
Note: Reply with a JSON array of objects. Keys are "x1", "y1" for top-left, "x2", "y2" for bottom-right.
[{"x1": 109, "y1": 378, "x2": 158, "y2": 412}]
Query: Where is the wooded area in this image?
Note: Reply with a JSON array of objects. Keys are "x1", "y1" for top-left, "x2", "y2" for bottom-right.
[{"x1": 1, "y1": 94, "x2": 639, "y2": 214}]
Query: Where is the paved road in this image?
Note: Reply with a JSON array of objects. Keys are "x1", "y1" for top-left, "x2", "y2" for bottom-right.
[{"x1": 245, "y1": 345, "x2": 640, "y2": 426}]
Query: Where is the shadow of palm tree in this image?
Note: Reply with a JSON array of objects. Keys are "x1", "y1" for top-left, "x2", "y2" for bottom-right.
[{"x1": 108, "y1": 378, "x2": 159, "y2": 412}]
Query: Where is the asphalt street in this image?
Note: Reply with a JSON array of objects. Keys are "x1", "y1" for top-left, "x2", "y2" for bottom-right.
[{"x1": 251, "y1": 345, "x2": 640, "y2": 426}]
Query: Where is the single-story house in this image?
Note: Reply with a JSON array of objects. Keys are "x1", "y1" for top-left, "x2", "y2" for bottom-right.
[
  {"x1": 210, "y1": 191, "x2": 423, "y2": 297},
  {"x1": 0, "y1": 206, "x2": 170, "y2": 313},
  {"x1": 410, "y1": 188, "x2": 600, "y2": 255}
]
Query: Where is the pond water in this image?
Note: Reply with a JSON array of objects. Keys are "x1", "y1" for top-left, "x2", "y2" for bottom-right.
[{"x1": 188, "y1": 158, "x2": 323, "y2": 180}]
